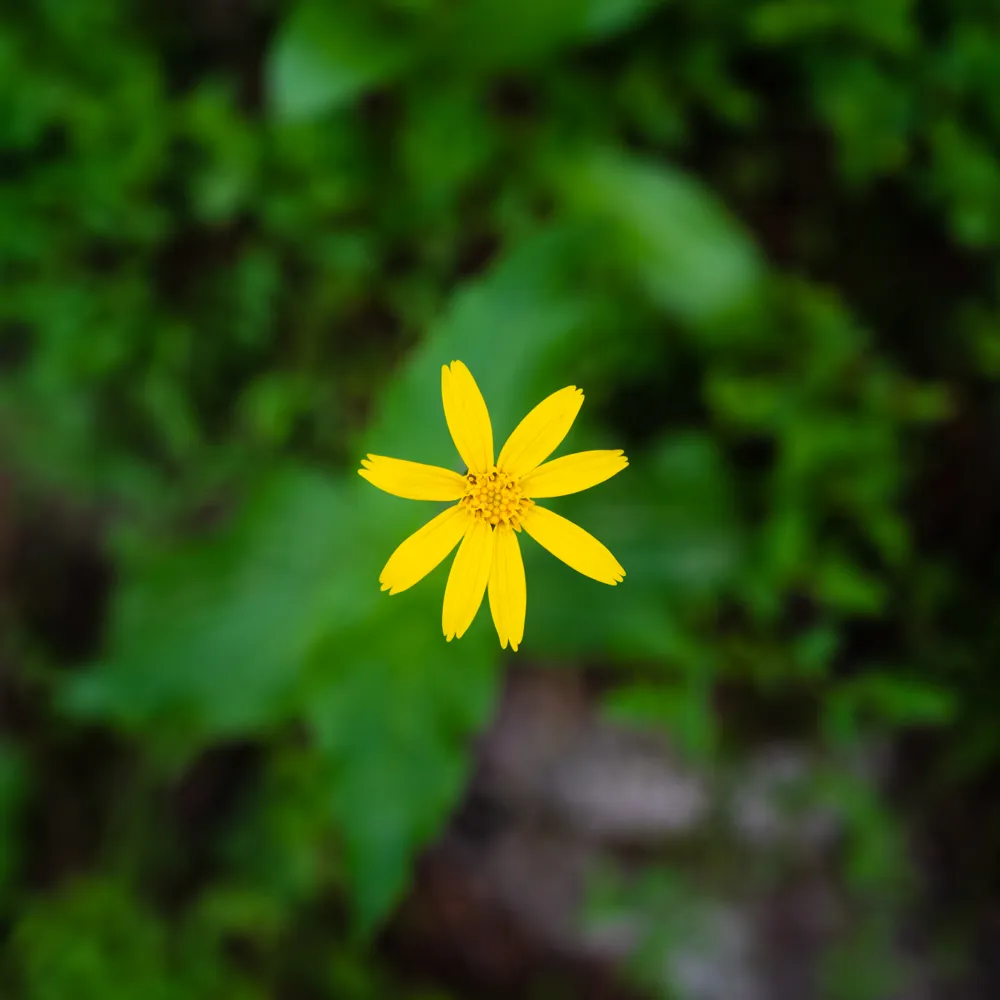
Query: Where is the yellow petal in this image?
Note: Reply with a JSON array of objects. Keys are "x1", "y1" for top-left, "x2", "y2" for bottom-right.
[
  {"x1": 379, "y1": 505, "x2": 471, "y2": 595},
  {"x1": 488, "y1": 522, "x2": 526, "y2": 651},
  {"x1": 359, "y1": 454, "x2": 467, "y2": 500},
  {"x1": 442, "y1": 516, "x2": 493, "y2": 640},
  {"x1": 441, "y1": 360, "x2": 494, "y2": 474},
  {"x1": 497, "y1": 386, "x2": 584, "y2": 478},
  {"x1": 520, "y1": 504, "x2": 625, "y2": 585},
  {"x1": 521, "y1": 449, "x2": 628, "y2": 498}
]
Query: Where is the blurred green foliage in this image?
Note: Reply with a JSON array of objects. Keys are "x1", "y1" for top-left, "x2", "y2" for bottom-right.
[{"x1": 3, "y1": 0, "x2": 1000, "y2": 997}]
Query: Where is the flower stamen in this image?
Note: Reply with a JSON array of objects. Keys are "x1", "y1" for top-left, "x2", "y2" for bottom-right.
[{"x1": 459, "y1": 464, "x2": 533, "y2": 529}]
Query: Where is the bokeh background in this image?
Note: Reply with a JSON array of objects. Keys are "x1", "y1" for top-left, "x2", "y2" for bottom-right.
[{"x1": 3, "y1": 0, "x2": 1000, "y2": 997}]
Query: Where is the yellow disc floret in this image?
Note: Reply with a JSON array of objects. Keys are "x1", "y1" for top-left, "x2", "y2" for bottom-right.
[{"x1": 459, "y1": 465, "x2": 534, "y2": 529}]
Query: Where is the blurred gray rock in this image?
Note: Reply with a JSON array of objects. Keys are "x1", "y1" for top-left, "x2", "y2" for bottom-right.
[{"x1": 394, "y1": 668, "x2": 948, "y2": 1000}]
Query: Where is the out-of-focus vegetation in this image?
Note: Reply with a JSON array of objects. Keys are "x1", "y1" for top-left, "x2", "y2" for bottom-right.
[{"x1": 2, "y1": 0, "x2": 1000, "y2": 997}]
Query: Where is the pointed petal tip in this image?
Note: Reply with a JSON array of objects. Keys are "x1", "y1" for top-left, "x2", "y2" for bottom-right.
[
  {"x1": 442, "y1": 359, "x2": 494, "y2": 473},
  {"x1": 498, "y1": 384, "x2": 587, "y2": 476}
]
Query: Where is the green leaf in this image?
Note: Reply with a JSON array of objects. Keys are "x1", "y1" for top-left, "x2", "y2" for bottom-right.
[
  {"x1": 749, "y1": 0, "x2": 917, "y2": 51},
  {"x1": 441, "y1": 0, "x2": 659, "y2": 70},
  {"x1": 625, "y1": 433, "x2": 743, "y2": 592},
  {"x1": 584, "y1": 0, "x2": 661, "y2": 36},
  {"x1": 267, "y1": 2, "x2": 412, "y2": 120},
  {"x1": 825, "y1": 674, "x2": 956, "y2": 743},
  {"x1": 813, "y1": 554, "x2": 887, "y2": 616},
  {"x1": 11, "y1": 881, "x2": 178, "y2": 1000},
  {"x1": 61, "y1": 468, "x2": 375, "y2": 750},
  {"x1": 813, "y1": 57, "x2": 913, "y2": 183},
  {"x1": 929, "y1": 118, "x2": 1000, "y2": 247},
  {"x1": 526, "y1": 433, "x2": 742, "y2": 657},
  {"x1": 557, "y1": 150, "x2": 764, "y2": 323},
  {"x1": 308, "y1": 613, "x2": 496, "y2": 932},
  {"x1": 11, "y1": 880, "x2": 264, "y2": 1000}
]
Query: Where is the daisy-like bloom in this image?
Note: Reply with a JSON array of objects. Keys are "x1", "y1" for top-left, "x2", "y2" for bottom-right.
[{"x1": 359, "y1": 361, "x2": 627, "y2": 650}]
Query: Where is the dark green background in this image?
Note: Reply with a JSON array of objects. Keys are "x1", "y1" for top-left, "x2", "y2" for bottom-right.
[{"x1": 2, "y1": 0, "x2": 999, "y2": 997}]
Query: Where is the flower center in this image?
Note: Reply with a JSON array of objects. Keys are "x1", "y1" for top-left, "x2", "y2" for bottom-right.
[{"x1": 460, "y1": 465, "x2": 533, "y2": 528}]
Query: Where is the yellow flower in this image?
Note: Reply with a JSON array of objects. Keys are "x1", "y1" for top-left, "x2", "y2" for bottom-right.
[{"x1": 359, "y1": 360, "x2": 627, "y2": 650}]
